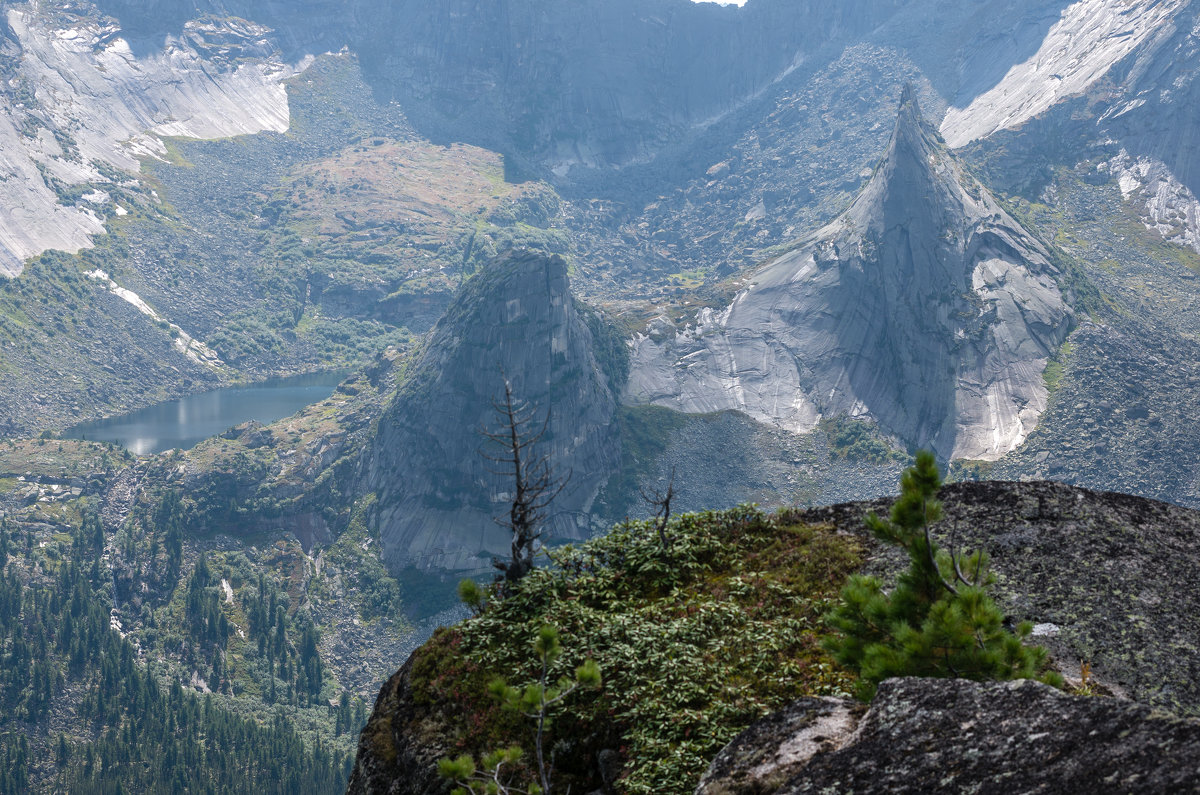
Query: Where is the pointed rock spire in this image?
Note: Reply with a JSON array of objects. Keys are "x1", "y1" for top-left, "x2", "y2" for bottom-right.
[
  {"x1": 366, "y1": 250, "x2": 620, "y2": 570},
  {"x1": 627, "y1": 86, "x2": 1073, "y2": 461}
]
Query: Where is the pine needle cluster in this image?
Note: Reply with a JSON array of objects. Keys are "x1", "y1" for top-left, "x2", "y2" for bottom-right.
[{"x1": 825, "y1": 450, "x2": 1063, "y2": 699}]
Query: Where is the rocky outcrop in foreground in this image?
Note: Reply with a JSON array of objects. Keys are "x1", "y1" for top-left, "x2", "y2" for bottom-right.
[
  {"x1": 697, "y1": 677, "x2": 1200, "y2": 794},
  {"x1": 804, "y1": 479, "x2": 1200, "y2": 717},
  {"x1": 347, "y1": 479, "x2": 1200, "y2": 794}
]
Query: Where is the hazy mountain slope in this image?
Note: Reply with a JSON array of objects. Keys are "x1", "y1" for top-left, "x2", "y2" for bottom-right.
[
  {"x1": 0, "y1": 2, "x2": 302, "y2": 273},
  {"x1": 626, "y1": 88, "x2": 1071, "y2": 461},
  {"x1": 967, "y1": 164, "x2": 1200, "y2": 507},
  {"x1": 563, "y1": 45, "x2": 937, "y2": 304}
]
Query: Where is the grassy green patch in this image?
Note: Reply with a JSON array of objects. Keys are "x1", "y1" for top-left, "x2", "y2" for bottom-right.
[
  {"x1": 412, "y1": 505, "x2": 864, "y2": 793},
  {"x1": 820, "y1": 416, "x2": 907, "y2": 464},
  {"x1": 946, "y1": 458, "x2": 996, "y2": 483},
  {"x1": 1043, "y1": 337, "x2": 1072, "y2": 398},
  {"x1": 324, "y1": 494, "x2": 407, "y2": 624}
]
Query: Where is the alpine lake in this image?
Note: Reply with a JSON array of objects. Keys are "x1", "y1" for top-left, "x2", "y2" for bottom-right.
[{"x1": 63, "y1": 371, "x2": 347, "y2": 455}]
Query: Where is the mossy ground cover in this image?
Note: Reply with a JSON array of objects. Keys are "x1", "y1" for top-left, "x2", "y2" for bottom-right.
[
  {"x1": 819, "y1": 416, "x2": 908, "y2": 465},
  {"x1": 410, "y1": 505, "x2": 865, "y2": 794},
  {"x1": 0, "y1": 438, "x2": 129, "y2": 478}
]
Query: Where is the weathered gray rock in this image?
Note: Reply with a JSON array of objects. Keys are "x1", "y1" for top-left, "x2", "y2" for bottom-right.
[
  {"x1": 365, "y1": 250, "x2": 620, "y2": 571},
  {"x1": 696, "y1": 697, "x2": 864, "y2": 795},
  {"x1": 803, "y1": 480, "x2": 1200, "y2": 717},
  {"x1": 627, "y1": 87, "x2": 1072, "y2": 461},
  {"x1": 698, "y1": 677, "x2": 1200, "y2": 794}
]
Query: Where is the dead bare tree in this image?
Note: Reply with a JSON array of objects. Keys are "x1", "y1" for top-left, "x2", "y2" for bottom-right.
[
  {"x1": 640, "y1": 467, "x2": 676, "y2": 552},
  {"x1": 480, "y1": 375, "x2": 569, "y2": 582}
]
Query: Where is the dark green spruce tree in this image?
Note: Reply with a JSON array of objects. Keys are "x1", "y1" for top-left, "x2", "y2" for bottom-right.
[{"x1": 825, "y1": 450, "x2": 1063, "y2": 699}]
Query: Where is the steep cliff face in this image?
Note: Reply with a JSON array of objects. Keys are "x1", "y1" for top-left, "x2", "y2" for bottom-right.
[
  {"x1": 627, "y1": 87, "x2": 1072, "y2": 461},
  {"x1": 1100, "y1": 0, "x2": 1200, "y2": 231},
  {"x1": 939, "y1": 0, "x2": 1188, "y2": 149},
  {"x1": 943, "y1": 0, "x2": 1200, "y2": 248},
  {"x1": 364, "y1": 250, "x2": 619, "y2": 571},
  {"x1": 94, "y1": 0, "x2": 913, "y2": 178},
  {"x1": 355, "y1": 0, "x2": 911, "y2": 177},
  {"x1": 0, "y1": 0, "x2": 301, "y2": 273}
]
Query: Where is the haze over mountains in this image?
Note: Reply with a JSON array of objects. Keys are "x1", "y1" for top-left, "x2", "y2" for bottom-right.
[
  {"x1": 2, "y1": 0, "x2": 1200, "y2": 788},
  {"x1": 0, "y1": 0, "x2": 1197, "y2": 544},
  {"x1": 0, "y1": 0, "x2": 1198, "y2": 532}
]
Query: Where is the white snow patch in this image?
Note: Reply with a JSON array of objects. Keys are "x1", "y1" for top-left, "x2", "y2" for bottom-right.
[{"x1": 86, "y1": 269, "x2": 224, "y2": 368}]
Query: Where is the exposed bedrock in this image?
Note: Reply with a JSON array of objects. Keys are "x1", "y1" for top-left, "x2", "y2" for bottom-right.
[
  {"x1": 627, "y1": 86, "x2": 1072, "y2": 461},
  {"x1": 364, "y1": 250, "x2": 620, "y2": 571},
  {"x1": 0, "y1": 1, "x2": 299, "y2": 273},
  {"x1": 1103, "y1": 0, "x2": 1200, "y2": 199},
  {"x1": 697, "y1": 677, "x2": 1200, "y2": 794}
]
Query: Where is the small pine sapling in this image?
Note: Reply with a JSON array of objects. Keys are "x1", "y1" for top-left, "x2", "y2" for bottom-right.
[
  {"x1": 438, "y1": 748, "x2": 540, "y2": 795},
  {"x1": 458, "y1": 579, "x2": 488, "y2": 616},
  {"x1": 825, "y1": 450, "x2": 1063, "y2": 699},
  {"x1": 438, "y1": 625, "x2": 601, "y2": 795}
]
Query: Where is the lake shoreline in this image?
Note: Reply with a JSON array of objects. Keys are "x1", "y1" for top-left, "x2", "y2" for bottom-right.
[{"x1": 63, "y1": 370, "x2": 350, "y2": 455}]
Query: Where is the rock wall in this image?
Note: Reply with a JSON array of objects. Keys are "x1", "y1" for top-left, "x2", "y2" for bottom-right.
[{"x1": 364, "y1": 250, "x2": 620, "y2": 571}]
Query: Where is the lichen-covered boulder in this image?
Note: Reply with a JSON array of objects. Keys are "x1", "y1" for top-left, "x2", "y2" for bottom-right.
[
  {"x1": 345, "y1": 653, "x2": 452, "y2": 795},
  {"x1": 698, "y1": 677, "x2": 1200, "y2": 794}
]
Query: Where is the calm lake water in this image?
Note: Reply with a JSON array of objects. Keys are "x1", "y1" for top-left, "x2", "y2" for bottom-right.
[{"x1": 64, "y1": 372, "x2": 347, "y2": 456}]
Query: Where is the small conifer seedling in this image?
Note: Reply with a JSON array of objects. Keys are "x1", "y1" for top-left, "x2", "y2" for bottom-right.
[{"x1": 824, "y1": 450, "x2": 1063, "y2": 699}]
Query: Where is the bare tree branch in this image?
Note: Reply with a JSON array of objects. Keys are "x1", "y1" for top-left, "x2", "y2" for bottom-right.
[
  {"x1": 639, "y1": 467, "x2": 676, "y2": 552},
  {"x1": 480, "y1": 373, "x2": 570, "y2": 582}
]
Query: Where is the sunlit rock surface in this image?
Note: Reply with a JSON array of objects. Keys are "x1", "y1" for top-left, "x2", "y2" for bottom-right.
[
  {"x1": 627, "y1": 87, "x2": 1071, "y2": 460},
  {"x1": 940, "y1": 0, "x2": 1187, "y2": 148},
  {"x1": 0, "y1": 2, "x2": 299, "y2": 274}
]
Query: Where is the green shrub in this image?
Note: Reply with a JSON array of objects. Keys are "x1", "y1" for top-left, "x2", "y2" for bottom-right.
[
  {"x1": 824, "y1": 450, "x2": 1062, "y2": 699},
  {"x1": 413, "y1": 505, "x2": 864, "y2": 793},
  {"x1": 822, "y1": 416, "x2": 906, "y2": 464}
]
